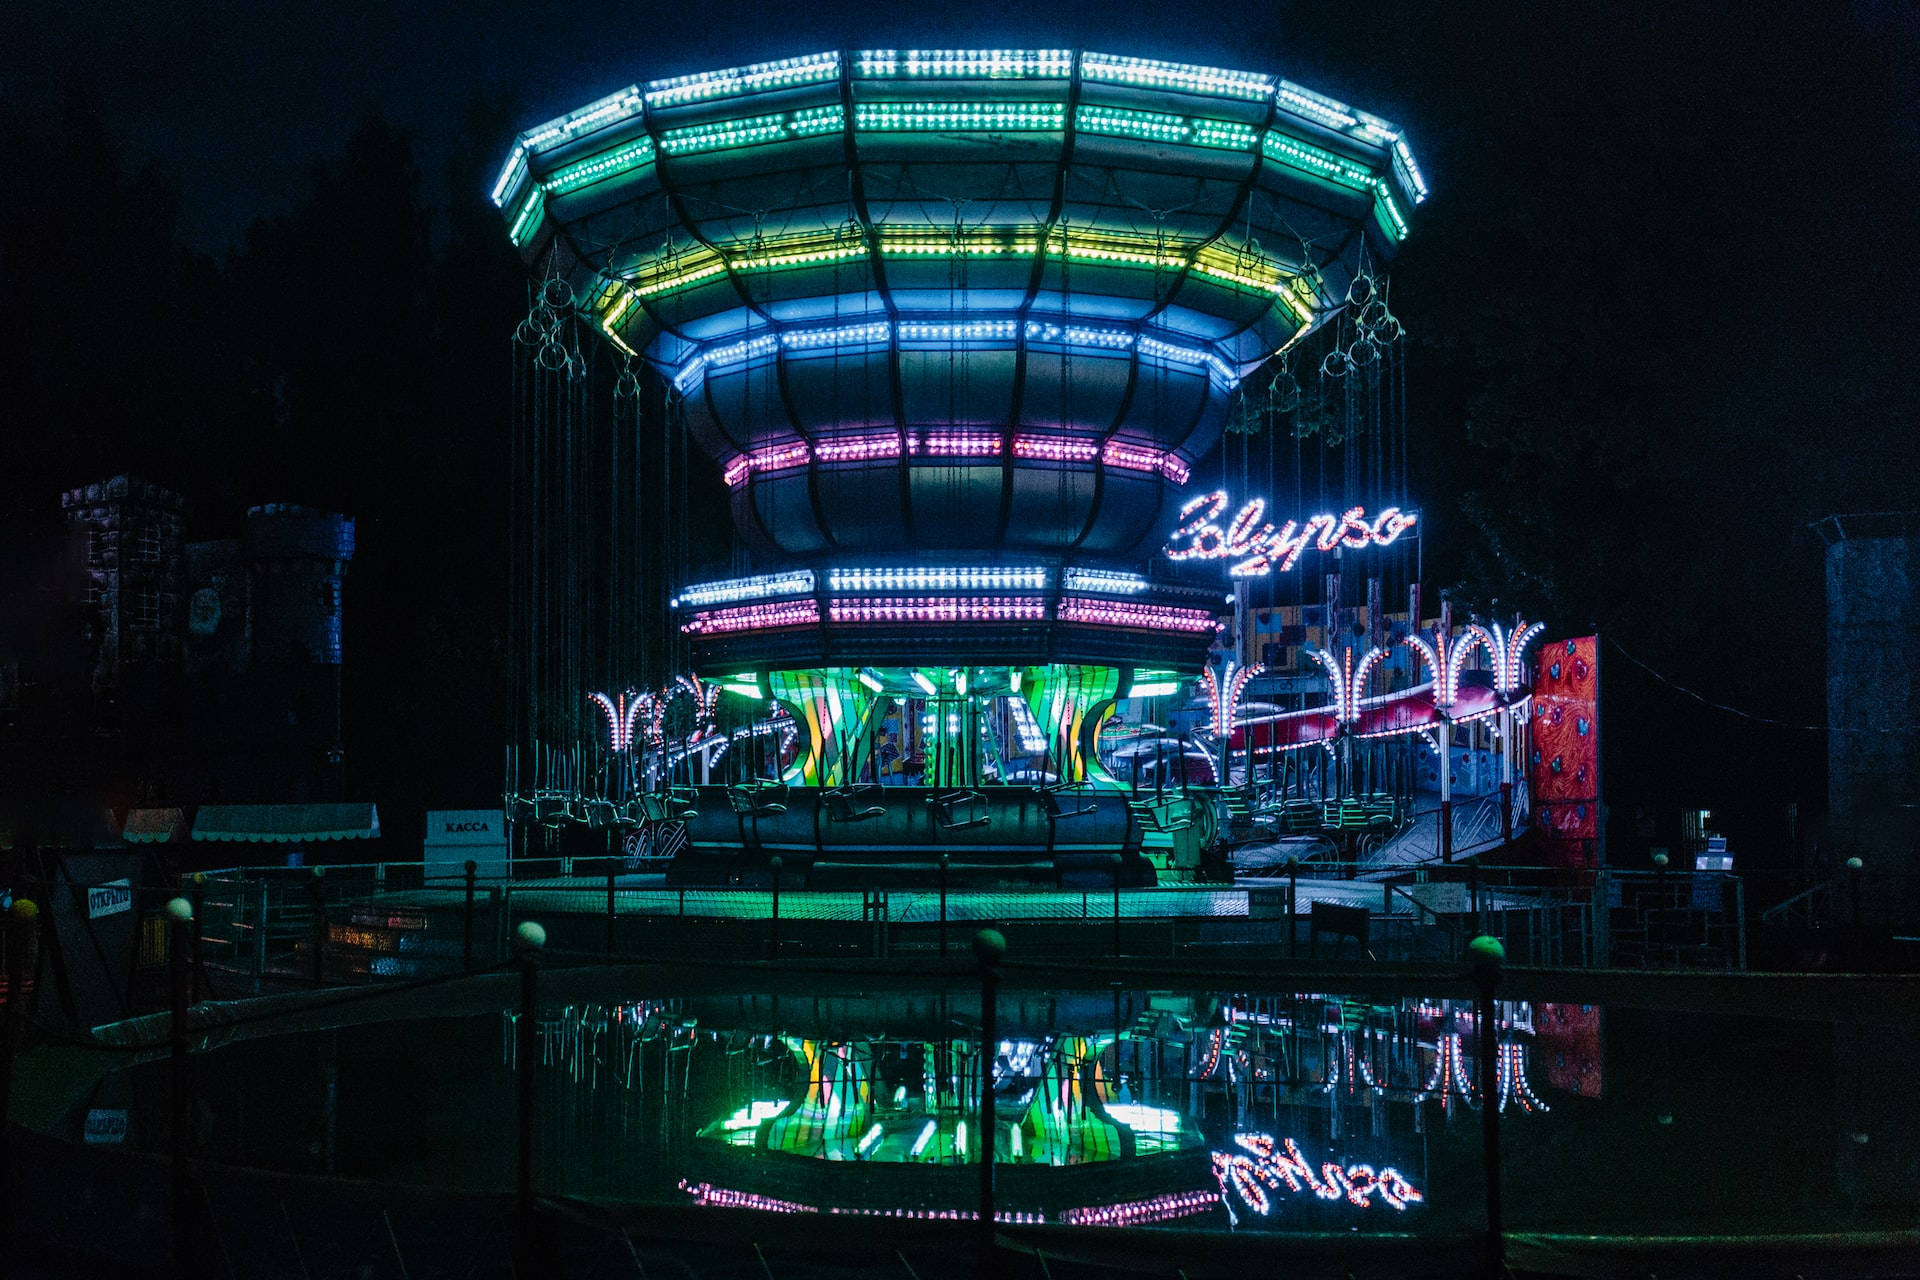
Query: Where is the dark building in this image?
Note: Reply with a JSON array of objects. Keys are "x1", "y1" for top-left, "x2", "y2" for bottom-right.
[{"x1": 1, "y1": 478, "x2": 356, "y2": 848}]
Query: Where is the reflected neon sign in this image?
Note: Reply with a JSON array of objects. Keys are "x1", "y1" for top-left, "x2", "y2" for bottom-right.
[
  {"x1": 1164, "y1": 491, "x2": 1416, "y2": 575},
  {"x1": 1211, "y1": 1133, "x2": 1423, "y2": 1219}
]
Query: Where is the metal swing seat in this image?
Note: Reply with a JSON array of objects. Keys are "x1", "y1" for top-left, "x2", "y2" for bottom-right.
[
  {"x1": 727, "y1": 780, "x2": 789, "y2": 817},
  {"x1": 930, "y1": 789, "x2": 990, "y2": 831},
  {"x1": 1041, "y1": 780, "x2": 1099, "y2": 820},
  {"x1": 824, "y1": 783, "x2": 887, "y2": 822}
]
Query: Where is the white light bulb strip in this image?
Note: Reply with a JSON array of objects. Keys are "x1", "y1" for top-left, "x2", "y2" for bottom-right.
[
  {"x1": 680, "y1": 600, "x2": 820, "y2": 635},
  {"x1": 855, "y1": 49, "x2": 1074, "y2": 78},
  {"x1": 674, "y1": 317, "x2": 1240, "y2": 397},
  {"x1": 1057, "y1": 597, "x2": 1219, "y2": 634},
  {"x1": 828, "y1": 566, "x2": 1047, "y2": 592},
  {"x1": 646, "y1": 52, "x2": 840, "y2": 106},
  {"x1": 520, "y1": 86, "x2": 647, "y2": 153},
  {"x1": 1081, "y1": 53, "x2": 1273, "y2": 100},
  {"x1": 672, "y1": 570, "x2": 816, "y2": 608},
  {"x1": 1006, "y1": 696, "x2": 1048, "y2": 752},
  {"x1": 829, "y1": 597, "x2": 1049, "y2": 624},
  {"x1": 1060, "y1": 567, "x2": 1148, "y2": 595},
  {"x1": 722, "y1": 430, "x2": 1189, "y2": 487}
]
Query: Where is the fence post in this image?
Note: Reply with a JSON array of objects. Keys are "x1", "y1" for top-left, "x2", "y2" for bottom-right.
[
  {"x1": 1651, "y1": 851, "x2": 1669, "y2": 968},
  {"x1": 1286, "y1": 857, "x2": 1299, "y2": 959},
  {"x1": 1469, "y1": 935, "x2": 1505, "y2": 1279},
  {"x1": 606, "y1": 857, "x2": 618, "y2": 958},
  {"x1": 1, "y1": 898, "x2": 40, "y2": 1222},
  {"x1": 307, "y1": 867, "x2": 329, "y2": 986},
  {"x1": 974, "y1": 929, "x2": 1005, "y2": 1278},
  {"x1": 1846, "y1": 857, "x2": 1864, "y2": 965},
  {"x1": 513, "y1": 921, "x2": 546, "y2": 1280},
  {"x1": 768, "y1": 857, "x2": 782, "y2": 960},
  {"x1": 189, "y1": 874, "x2": 207, "y2": 1005},
  {"x1": 166, "y1": 897, "x2": 195, "y2": 1278},
  {"x1": 463, "y1": 861, "x2": 478, "y2": 971},
  {"x1": 1499, "y1": 780, "x2": 1513, "y2": 846},
  {"x1": 1110, "y1": 854, "x2": 1123, "y2": 959},
  {"x1": 939, "y1": 854, "x2": 950, "y2": 957}
]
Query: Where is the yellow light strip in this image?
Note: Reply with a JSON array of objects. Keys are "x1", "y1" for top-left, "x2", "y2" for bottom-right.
[{"x1": 601, "y1": 227, "x2": 1320, "y2": 341}]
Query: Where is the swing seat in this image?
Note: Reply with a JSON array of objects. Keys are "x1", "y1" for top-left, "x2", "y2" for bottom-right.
[
  {"x1": 533, "y1": 792, "x2": 574, "y2": 826},
  {"x1": 582, "y1": 800, "x2": 619, "y2": 829},
  {"x1": 930, "y1": 790, "x2": 990, "y2": 831},
  {"x1": 1127, "y1": 796, "x2": 1193, "y2": 834},
  {"x1": 824, "y1": 785, "x2": 886, "y2": 822},
  {"x1": 1041, "y1": 782, "x2": 1097, "y2": 819},
  {"x1": 728, "y1": 781, "x2": 789, "y2": 817}
]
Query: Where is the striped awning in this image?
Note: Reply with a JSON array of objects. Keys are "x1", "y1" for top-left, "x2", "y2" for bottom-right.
[
  {"x1": 191, "y1": 803, "x2": 380, "y2": 843},
  {"x1": 122, "y1": 808, "x2": 187, "y2": 844}
]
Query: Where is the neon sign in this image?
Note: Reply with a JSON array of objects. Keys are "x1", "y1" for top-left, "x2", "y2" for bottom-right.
[
  {"x1": 1164, "y1": 491, "x2": 1416, "y2": 576},
  {"x1": 1210, "y1": 1133, "x2": 1423, "y2": 1220}
]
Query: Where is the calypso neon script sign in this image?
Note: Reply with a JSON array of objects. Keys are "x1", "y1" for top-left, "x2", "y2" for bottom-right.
[{"x1": 1164, "y1": 491, "x2": 1416, "y2": 576}]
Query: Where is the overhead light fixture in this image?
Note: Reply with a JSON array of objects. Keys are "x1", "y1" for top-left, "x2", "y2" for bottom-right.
[
  {"x1": 955, "y1": 668, "x2": 968, "y2": 696},
  {"x1": 912, "y1": 671, "x2": 937, "y2": 696},
  {"x1": 857, "y1": 669, "x2": 884, "y2": 693},
  {"x1": 1010, "y1": 668, "x2": 1023, "y2": 693}
]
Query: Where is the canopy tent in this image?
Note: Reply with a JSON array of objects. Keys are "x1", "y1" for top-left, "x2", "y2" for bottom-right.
[
  {"x1": 120, "y1": 808, "x2": 187, "y2": 844},
  {"x1": 191, "y1": 804, "x2": 380, "y2": 844}
]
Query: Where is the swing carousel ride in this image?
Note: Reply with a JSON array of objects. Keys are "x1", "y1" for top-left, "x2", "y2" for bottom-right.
[{"x1": 497, "y1": 48, "x2": 1549, "y2": 885}]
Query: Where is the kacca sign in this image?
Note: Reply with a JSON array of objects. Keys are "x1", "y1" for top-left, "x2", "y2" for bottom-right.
[{"x1": 1165, "y1": 492, "x2": 1416, "y2": 576}]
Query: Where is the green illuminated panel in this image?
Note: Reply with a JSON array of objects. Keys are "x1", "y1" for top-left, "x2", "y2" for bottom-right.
[
  {"x1": 854, "y1": 101, "x2": 1066, "y2": 132},
  {"x1": 1372, "y1": 180, "x2": 1410, "y2": 241},
  {"x1": 1076, "y1": 105, "x2": 1257, "y2": 152},
  {"x1": 544, "y1": 137, "x2": 657, "y2": 193},
  {"x1": 1261, "y1": 130, "x2": 1378, "y2": 191},
  {"x1": 507, "y1": 186, "x2": 545, "y2": 246},
  {"x1": 660, "y1": 106, "x2": 846, "y2": 156}
]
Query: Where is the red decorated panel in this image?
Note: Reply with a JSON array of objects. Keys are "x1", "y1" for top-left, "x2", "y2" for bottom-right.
[{"x1": 1531, "y1": 634, "x2": 1600, "y2": 869}]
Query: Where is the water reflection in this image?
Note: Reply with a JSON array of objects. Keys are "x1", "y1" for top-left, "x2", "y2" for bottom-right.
[{"x1": 503, "y1": 991, "x2": 1572, "y2": 1228}]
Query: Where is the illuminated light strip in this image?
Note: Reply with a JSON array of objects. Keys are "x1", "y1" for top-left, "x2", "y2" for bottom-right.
[
  {"x1": 722, "y1": 430, "x2": 1190, "y2": 486},
  {"x1": 658, "y1": 106, "x2": 845, "y2": 156},
  {"x1": 545, "y1": 137, "x2": 657, "y2": 193},
  {"x1": 1061, "y1": 567, "x2": 1149, "y2": 595},
  {"x1": 680, "y1": 600, "x2": 820, "y2": 635},
  {"x1": 828, "y1": 567, "x2": 1047, "y2": 592},
  {"x1": 1075, "y1": 105, "x2": 1259, "y2": 151},
  {"x1": 813, "y1": 433, "x2": 901, "y2": 463},
  {"x1": 1138, "y1": 336, "x2": 1238, "y2": 387},
  {"x1": 855, "y1": 101, "x2": 1066, "y2": 132},
  {"x1": 1057, "y1": 597, "x2": 1220, "y2": 634},
  {"x1": 672, "y1": 570, "x2": 816, "y2": 608},
  {"x1": 1261, "y1": 130, "x2": 1378, "y2": 191},
  {"x1": 1373, "y1": 180, "x2": 1411, "y2": 242},
  {"x1": 521, "y1": 87, "x2": 646, "y2": 152},
  {"x1": 1007, "y1": 695, "x2": 1048, "y2": 751},
  {"x1": 856, "y1": 48, "x2": 1075, "y2": 78},
  {"x1": 1056, "y1": 1189, "x2": 1220, "y2": 1228},
  {"x1": 490, "y1": 144, "x2": 529, "y2": 208},
  {"x1": 1080, "y1": 53, "x2": 1272, "y2": 100},
  {"x1": 507, "y1": 186, "x2": 545, "y2": 246},
  {"x1": 1393, "y1": 136, "x2": 1430, "y2": 203},
  {"x1": 613, "y1": 230, "x2": 1310, "y2": 309},
  {"x1": 897, "y1": 319, "x2": 1019, "y2": 342},
  {"x1": 645, "y1": 52, "x2": 840, "y2": 106},
  {"x1": 828, "y1": 596, "x2": 1049, "y2": 624},
  {"x1": 1274, "y1": 82, "x2": 1358, "y2": 130}
]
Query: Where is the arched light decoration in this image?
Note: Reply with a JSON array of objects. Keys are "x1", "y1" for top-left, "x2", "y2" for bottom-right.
[
  {"x1": 1306, "y1": 645, "x2": 1391, "y2": 724},
  {"x1": 588, "y1": 690, "x2": 651, "y2": 752},
  {"x1": 1405, "y1": 624, "x2": 1493, "y2": 710},
  {"x1": 1200, "y1": 659, "x2": 1265, "y2": 737},
  {"x1": 1487, "y1": 620, "x2": 1547, "y2": 695}
]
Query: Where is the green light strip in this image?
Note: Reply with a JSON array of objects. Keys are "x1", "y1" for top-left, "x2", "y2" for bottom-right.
[
  {"x1": 855, "y1": 101, "x2": 1065, "y2": 131},
  {"x1": 1260, "y1": 130, "x2": 1377, "y2": 191},
  {"x1": 1075, "y1": 105, "x2": 1258, "y2": 151},
  {"x1": 507, "y1": 186, "x2": 545, "y2": 246},
  {"x1": 545, "y1": 137, "x2": 657, "y2": 193},
  {"x1": 659, "y1": 106, "x2": 846, "y2": 155},
  {"x1": 1372, "y1": 180, "x2": 1410, "y2": 241}
]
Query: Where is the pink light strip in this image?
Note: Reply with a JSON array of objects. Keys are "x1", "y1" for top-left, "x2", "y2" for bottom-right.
[
  {"x1": 1058, "y1": 595, "x2": 1221, "y2": 633},
  {"x1": 829, "y1": 596, "x2": 1047, "y2": 624},
  {"x1": 681, "y1": 600, "x2": 821, "y2": 635}
]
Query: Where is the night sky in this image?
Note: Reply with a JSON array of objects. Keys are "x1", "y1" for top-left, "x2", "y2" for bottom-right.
[{"x1": 6, "y1": 2, "x2": 1917, "y2": 858}]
